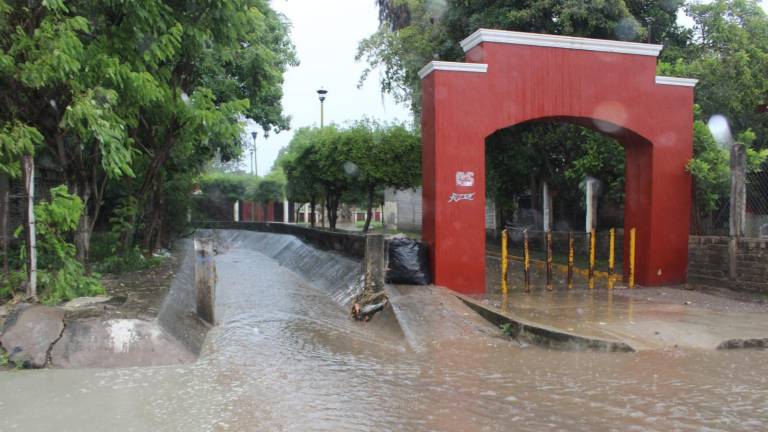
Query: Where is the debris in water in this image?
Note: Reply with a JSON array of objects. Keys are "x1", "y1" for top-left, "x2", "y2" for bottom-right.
[{"x1": 351, "y1": 291, "x2": 388, "y2": 322}]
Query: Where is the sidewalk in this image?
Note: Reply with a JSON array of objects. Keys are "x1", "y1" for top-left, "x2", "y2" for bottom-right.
[{"x1": 460, "y1": 285, "x2": 768, "y2": 351}]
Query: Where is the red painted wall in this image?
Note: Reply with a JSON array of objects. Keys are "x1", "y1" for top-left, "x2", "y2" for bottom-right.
[{"x1": 422, "y1": 37, "x2": 694, "y2": 294}]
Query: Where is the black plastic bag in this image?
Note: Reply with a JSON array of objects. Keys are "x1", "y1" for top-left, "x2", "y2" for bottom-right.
[{"x1": 385, "y1": 238, "x2": 431, "y2": 285}]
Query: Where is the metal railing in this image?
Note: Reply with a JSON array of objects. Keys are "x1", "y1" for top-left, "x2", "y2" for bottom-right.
[{"x1": 496, "y1": 225, "x2": 636, "y2": 292}]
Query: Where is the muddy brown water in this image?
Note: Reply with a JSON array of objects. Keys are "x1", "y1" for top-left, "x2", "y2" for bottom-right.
[{"x1": 1, "y1": 231, "x2": 767, "y2": 431}]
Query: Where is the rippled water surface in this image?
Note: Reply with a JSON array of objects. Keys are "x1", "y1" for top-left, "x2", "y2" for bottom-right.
[{"x1": 1, "y1": 237, "x2": 767, "y2": 431}]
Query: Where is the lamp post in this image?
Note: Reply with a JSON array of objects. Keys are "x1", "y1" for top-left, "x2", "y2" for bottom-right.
[
  {"x1": 316, "y1": 88, "x2": 328, "y2": 227},
  {"x1": 317, "y1": 88, "x2": 328, "y2": 127},
  {"x1": 251, "y1": 131, "x2": 258, "y2": 176}
]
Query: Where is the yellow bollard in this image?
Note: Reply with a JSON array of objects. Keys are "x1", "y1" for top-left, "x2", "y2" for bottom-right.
[
  {"x1": 608, "y1": 228, "x2": 615, "y2": 289},
  {"x1": 608, "y1": 228, "x2": 615, "y2": 276},
  {"x1": 546, "y1": 231, "x2": 553, "y2": 291},
  {"x1": 567, "y1": 232, "x2": 574, "y2": 289},
  {"x1": 588, "y1": 229, "x2": 596, "y2": 289},
  {"x1": 501, "y1": 229, "x2": 508, "y2": 295},
  {"x1": 629, "y1": 227, "x2": 636, "y2": 289},
  {"x1": 523, "y1": 230, "x2": 530, "y2": 293}
]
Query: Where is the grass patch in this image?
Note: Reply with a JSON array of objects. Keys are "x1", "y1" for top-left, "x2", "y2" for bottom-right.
[
  {"x1": 90, "y1": 232, "x2": 165, "y2": 274},
  {"x1": 354, "y1": 219, "x2": 383, "y2": 229}
]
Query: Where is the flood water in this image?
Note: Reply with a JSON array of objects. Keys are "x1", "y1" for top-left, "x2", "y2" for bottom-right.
[{"x1": 1, "y1": 234, "x2": 767, "y2": 431}]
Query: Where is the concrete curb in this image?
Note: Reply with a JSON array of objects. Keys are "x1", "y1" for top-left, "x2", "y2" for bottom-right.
[{"x1": 450, "y1": 291, "x2": 636, "y2": 352}]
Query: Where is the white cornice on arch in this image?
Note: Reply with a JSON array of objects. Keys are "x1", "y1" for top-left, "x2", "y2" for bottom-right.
[
  {"x1": 655, "y1": 76, "x2": 699, "y2": 87},
  {"x1": 460, "y1": 29, "x2": 663, "y2": 57},
  {"x1": 418, "y1": 61, "x2": 489, "y2": 79}
]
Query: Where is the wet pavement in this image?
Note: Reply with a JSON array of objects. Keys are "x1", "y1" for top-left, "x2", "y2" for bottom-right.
[
  {"x1": 484, "y1": 256, "x2": 768, "y2": 350},
  {"x1": 1, "y1": 232, "x2": 768, "y2": 431}
]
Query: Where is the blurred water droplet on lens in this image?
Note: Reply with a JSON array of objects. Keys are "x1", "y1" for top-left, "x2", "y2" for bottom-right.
[
  {"x1": 615, "y1": 17, "x2": 640, "y2": 41},
  {"x1": 592, "y1": 101, "x2": 627, "y2": 134},
  {"x1": 343, "y1": 161, "x2": 358, "y2": 176},
  {"x1": 707, "y1": 115, "x2": 733, "y2": 148}
]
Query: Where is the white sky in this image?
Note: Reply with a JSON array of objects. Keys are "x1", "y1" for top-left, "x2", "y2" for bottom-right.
[
  {"x1": 243, "y1": 0, "x2": 412, "y2": 176},
  {"x1": 245, "y1": 0, "x2": 768, "y2": 176}
]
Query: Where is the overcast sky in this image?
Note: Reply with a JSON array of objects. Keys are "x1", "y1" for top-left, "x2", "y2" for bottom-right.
[
  {"x1": 243, "y1": 0, "x2": 411, "y2": 176},
  {"x1": 245, "y1": 0, "x2": 768, "y2": 176}
]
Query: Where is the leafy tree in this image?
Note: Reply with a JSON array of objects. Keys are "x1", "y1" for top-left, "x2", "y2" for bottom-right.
[
  {"x1": 343, "y1": 120, "x2": 421, "y2": 232},
  {"x1": 658, "y1": 0, "x2": 768, "y2": 231},
  {"x1": 279, "y1": 127, "x2": 324, "y2": 226},
  {"x1": 1, "y1": 0, "x2": 296, "y2": 263},
  {"x1": 280, "y1": 122, "x2": 421, "y2": 231},
  {"x1": 313, "y1": 125, "x2": 350, "y2": 229},
  {"x1": 249, "y1": 170, "x2": 285, "y2": 204}
]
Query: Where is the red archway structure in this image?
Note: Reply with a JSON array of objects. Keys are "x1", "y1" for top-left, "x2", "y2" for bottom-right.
[{"x1": 420, "y1": 29, "x2": 698, "y2": 294}]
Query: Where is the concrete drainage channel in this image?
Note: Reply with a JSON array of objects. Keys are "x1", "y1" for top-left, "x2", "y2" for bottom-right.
[
  {"x1": 1, "y1": 223, "x2": 636, "y2": 370},
  {"x1": 0, "y1": 239, "x2": 209, "y2": 369},
  {"x1": 204, "y1": 224, "x2": 635, "y2": 353}
]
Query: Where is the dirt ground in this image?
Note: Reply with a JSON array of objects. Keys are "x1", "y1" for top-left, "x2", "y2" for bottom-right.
[{"x1": 99, "y1": 254, "x2": 179, "y2": 321}]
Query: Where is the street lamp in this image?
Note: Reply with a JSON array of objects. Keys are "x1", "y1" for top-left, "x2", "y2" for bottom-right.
[
  {"x1": 251, "y1": 131, "x2": 258, "y2": 176},
  {"x1": 317, "y1": 88, "x2": 328, "y2": 127}
]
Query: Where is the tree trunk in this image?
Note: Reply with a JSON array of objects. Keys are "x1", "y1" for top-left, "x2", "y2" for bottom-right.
[
  {"x1": 309, "y1": 198, "x2": 316, "y2": 227},
  {"x1": 327, "y1": 194, "x2": 339, "y2": 229},
  {"x1": 74, "y1": 179, "x2": 92, "y2": 265},
  {"x1": 321, "y1": 197, "x2": 326, "y2": 228},
  {"x1": 363, "y1": 186, "x2": 374, "y2": 233},
  {"x1": 22, "y1": 155, "x2": 36, "y2": 300},
  {"x1": 690, "y1": 178, "x2": 702, "y2": 235},
  {"x1": 142, "y1": 181, "x2": 164, "y2": 254}
]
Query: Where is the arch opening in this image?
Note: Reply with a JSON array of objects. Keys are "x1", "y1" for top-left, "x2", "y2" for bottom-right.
[{"x1": 483, "y1": 118, "x2": 653, "y2": 290}]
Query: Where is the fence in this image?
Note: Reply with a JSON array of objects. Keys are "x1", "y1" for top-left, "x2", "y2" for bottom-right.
[
  {"x1": 489, "y1": 226, "x2": 635, "y2": 292},
  {"x1": 695, "y1": 153, "x2": 768, "y2": 238},
  {"x1": 746, "y1": 162, "x2": 768, "y2": 238}
]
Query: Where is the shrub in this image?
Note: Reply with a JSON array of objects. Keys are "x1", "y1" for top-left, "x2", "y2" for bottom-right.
[{"x1": 15, "y1": 185, "x2": 104, "y2": 304}]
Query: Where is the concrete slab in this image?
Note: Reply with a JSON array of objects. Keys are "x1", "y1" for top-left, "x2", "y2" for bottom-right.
[
  {"x1": 383, "y1": 285, "x2": 504, "y2": 352},
  {"x1": 50, "y1": 318, "x2": 195, "y2": 368},
  {"x1": 61, "y1": 296, "x2": 113, "y2": 310},
  {"x1": 0, "y1": 304, "x2": 64, "y2": 368},
  {"x1": 466, "y1": 287, "x2": 768, "y2": 350}
]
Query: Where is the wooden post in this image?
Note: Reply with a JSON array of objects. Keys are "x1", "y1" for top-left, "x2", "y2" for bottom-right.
[
  {"x1": 729, "y1": 143, "x2": 746, "y2": 279},
  {"x1": 22, "y1": 155, "x2": 36, "y2": 299},
  {"x1": 195, "y1": 236, "x2": 216, "y2": 324},
  {"x1": 364, "y1": 234, "x2": 385, "y2": 294},
  {"x1": 729, "y1": 143, "x2": 747, "y2": 238}
]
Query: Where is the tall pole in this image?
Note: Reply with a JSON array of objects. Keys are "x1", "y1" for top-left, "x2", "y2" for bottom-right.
[
  {"x1": 317, "y1": 88, "x2": 328, "y2": 226},
  {"x1": 317, "y1": 88, "x2": 328, "y2": 128},
  {"x1": 251, "y1": 131, "x2": 258, "y2": 177},
  {"x1": 22, "y1": 155, "x2": 36, "y2": 299}
]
